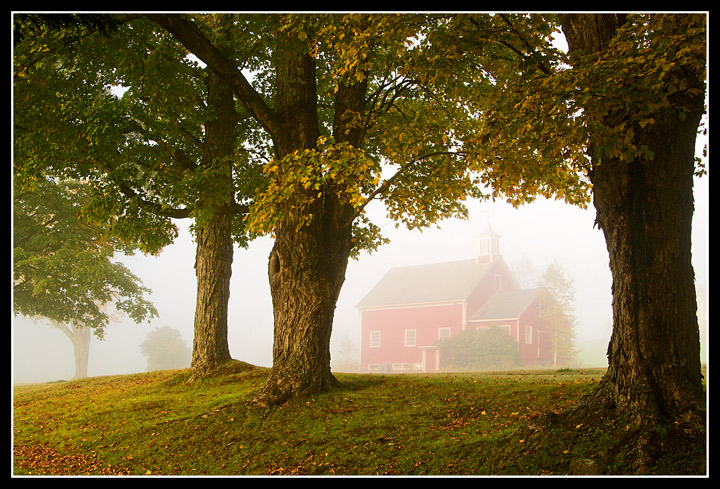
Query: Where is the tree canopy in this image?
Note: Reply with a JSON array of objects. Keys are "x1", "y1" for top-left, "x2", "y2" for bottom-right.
[
  {"x1": 470, "y1": 13, "x2": 706, "y2": 193},
  {"x1": 13, "y1": 13, "x2": 265, "y2": 375},
  {"x1": 13, "y1": 177, "x2": 157, "y2": 338},
  {"x1": 13, "y1": 13, "x2": 595, "y2": 269},
  {"x1": 13, "y1": 14, "x2": 262, "y2": 253}
]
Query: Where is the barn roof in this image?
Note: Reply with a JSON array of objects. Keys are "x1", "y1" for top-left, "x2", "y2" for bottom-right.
[
  {"x1": 468, "y1": 288, "x2": 542, "y2": 322},
  {"x1": 356, "y1": 258, "x2": 501, "y2": 309}
]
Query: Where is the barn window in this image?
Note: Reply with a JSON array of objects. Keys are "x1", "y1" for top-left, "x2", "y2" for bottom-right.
[
  {"x1": 438, "y1": 327, "x2": 450, "y2": 340},
  {"x1": 405, "y1": 329, "x2": 416, "y2": 347},
  {"x1": 500, "y1": 324, "x2": 511, "y2": 336},
  {"x1": 525, "y1": 325, "x2": 533, "y2": 344},
  {"x1": 370, "y1": 330, "x2": 380, "y2": 347}
]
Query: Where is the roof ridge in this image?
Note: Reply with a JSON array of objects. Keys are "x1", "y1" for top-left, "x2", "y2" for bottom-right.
[
  {"x1": 385, "y1": 257, "x2": 479, "y2": 270},
  {"x1": 357, "y1": 257, "x2": 504, "y2": 309},
  {"x1": 468, "y1": 287, "x2": 543, "y2": 322}
]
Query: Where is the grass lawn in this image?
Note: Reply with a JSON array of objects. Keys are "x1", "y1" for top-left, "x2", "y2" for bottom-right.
[{"x1": 12, "y1": 361, "x2": 706, "y2": 476}]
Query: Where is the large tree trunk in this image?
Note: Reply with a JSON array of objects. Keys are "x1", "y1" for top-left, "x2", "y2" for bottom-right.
[
  {"x1": 150, "y1": 13, "x2": 370, "y2": 401},
  {"x1": 189, "y1": 71, "x2": 237, "y2": 377},
  {"x1": 252, "y1": 24, "x2": 366, "y2": 405},
  {"x1": 253, "y1": 200, "x2": 355, "y2": 406},
  {"x1": 253, "y1": 27, "x2": 332, "y2": 406},
  {"x1": 585, "y1": 106, "x2": 705, "y2": 425},
  {"x1": 190, "y1": 203, "x2": 234, "y2": 376},
  {"x1": 560, "y1": 14, "x2": 705, "y2": 427},
  {"x1": 51, "y1": 320, "x2": 91, "y2": 379}
]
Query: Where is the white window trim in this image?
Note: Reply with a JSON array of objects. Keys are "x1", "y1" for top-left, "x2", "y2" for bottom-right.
[
  {"x1": 525, "y1": 325, "x2": 533, "y2": 344},
  {"x1": 370, "y1": 330, "x2": 381, "y2": 348},
  {"x1": 392, "y1": 363, "x2": 413, "y2": 371},
  {"x1": 405, "y1": 329, "x2": 417, "y2": 347}
]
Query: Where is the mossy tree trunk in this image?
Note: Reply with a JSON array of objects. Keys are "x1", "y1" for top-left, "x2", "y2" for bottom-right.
[
  {"x1": 560, "y1": 13, "x2": 705, "y2": 429},
  {"x1": 251, "y1": 27, "x2": 363, "y2": 405},
  {"x1": 189, "y1": 71, "x2": 237, "y2": 377}
]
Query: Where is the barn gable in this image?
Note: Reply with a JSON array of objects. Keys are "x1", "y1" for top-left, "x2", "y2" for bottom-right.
[{"x1": 468, "y1": 288, "x2": 542, "y2": 323}]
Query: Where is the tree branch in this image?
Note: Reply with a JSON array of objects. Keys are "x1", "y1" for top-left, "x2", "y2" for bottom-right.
[
  {"x1": 144, "y1": 14, "x2": 278, "y2": 137},
  {"x1": 77, "y1": 155, "x2": 193, "y2": 219},
  {"x1": 356, "y1": 149, "x2": 467, "y2": 215},
  {"x1": 49, "y1": 319, "x2": 75, "y2": 341},
  {"x1": 468, "y1": 15, "x2": 553, "y2": 76}
]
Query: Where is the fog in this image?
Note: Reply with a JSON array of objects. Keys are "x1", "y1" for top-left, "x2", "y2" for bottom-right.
[{"x1": 12, "y1": 171, "x2": 709, "y2": 384}]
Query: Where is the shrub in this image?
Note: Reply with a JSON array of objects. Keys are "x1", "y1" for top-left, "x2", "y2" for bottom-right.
[
  {"x1": 438, "y1": 327, "x2": 520, "y2": 371},
  {"x1": 139, "y1": 326, "x2": 191, "y2": 371}
]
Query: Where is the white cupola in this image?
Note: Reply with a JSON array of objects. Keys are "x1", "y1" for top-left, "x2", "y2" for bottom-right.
[{"x1": 477, "y1": 224, "x2": 501, "y2": 264}]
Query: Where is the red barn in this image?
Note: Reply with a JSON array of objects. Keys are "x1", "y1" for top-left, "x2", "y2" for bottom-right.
[{"x1": 357, "y1": 227, "x2": 571, "y2": 373}]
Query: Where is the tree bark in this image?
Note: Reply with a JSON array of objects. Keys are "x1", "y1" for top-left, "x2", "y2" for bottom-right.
[
  {"x1": 190, "y1": 204, "x2": 234, "y2": 376},
  {"x1": 253, "y1": 200, "x2": 355, "y2": 406},
  {"x1": 560, "y1": 14, "x2": 705, "y2": 427},
  {"x1": 252, "y1": 25, "x2": 366, "y2": 406},
  {"x1": 189, "y1": 71, "x2": 237, "y2": 377},
  {"x1": 51, "y1": 320, "x2": 91, "y2": 379},
  {"x1": 582, "y1": 105, "x2": 705, "y2": 425}
]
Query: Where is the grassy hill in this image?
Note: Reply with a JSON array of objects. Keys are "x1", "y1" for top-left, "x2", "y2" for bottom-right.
[{"x1": 12, "y1": 362, "x2": 706, "y2": 476}]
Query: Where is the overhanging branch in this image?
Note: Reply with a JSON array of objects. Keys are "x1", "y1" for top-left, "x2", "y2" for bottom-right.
[
  {"x1": 356, "y1": 149, "x2": 467, "y2": 216},
  {"x1": 145, "y1": 14, "x2": 279, "y2": 137}
]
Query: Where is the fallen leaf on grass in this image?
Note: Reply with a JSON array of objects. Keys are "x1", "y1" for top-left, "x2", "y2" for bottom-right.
[{"x1": 14, "y1": 443, "x2": 131, "y2": 475}]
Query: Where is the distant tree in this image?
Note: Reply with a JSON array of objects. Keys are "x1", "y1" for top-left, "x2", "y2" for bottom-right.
[
  {"x1": 538, "y1": 260, "x2": 577, "y2": 367},
  {"x1": 140, "y1": 327, "x2": 191, "y2": 371},
  {"x1": 438, "y1": 328, "x2": 520, "y2": 371},
  {"x1": 13, "y1": 178, "x2": 157, "y2": 378},
  {"x1": 511, "y1": 255, "x2": 539, "y2": 289},
  {"x1": 330, "y1": 334, "x2": 359, "y2": 373}
]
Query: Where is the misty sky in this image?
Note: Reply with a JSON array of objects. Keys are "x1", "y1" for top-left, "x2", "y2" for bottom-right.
[{"x1": 13, "y1": 163, "x2": 709, "y2": 384}]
